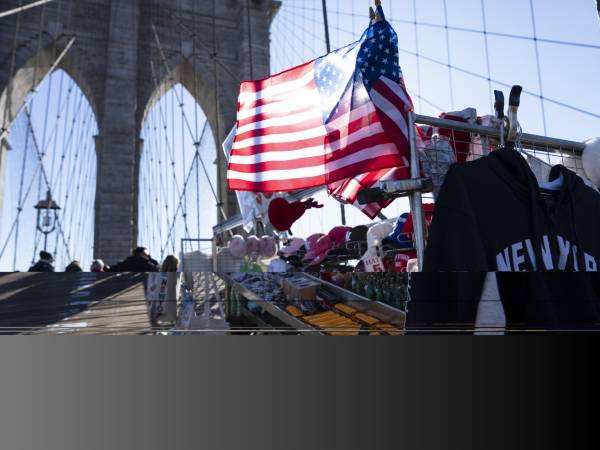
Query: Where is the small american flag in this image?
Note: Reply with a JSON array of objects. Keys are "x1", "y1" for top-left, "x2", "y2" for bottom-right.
[{"x1": 227, "y1": 7, "x2": 413, "y2": 193}]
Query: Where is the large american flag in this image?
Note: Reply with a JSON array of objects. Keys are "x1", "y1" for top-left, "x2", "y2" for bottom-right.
[{"x1": 227, "y1": 8, "x2": 413, "y2": 194}]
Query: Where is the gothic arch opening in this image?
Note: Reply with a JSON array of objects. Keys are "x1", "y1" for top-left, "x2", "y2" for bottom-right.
[
  {"x1": 0, "y1": 68, "x2": 98, "y2": 271},
  {"x1": 138, "y1": 80, "x2": 218, "y2": 263}
]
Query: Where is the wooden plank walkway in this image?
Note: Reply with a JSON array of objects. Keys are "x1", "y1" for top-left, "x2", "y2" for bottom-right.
[{"x1": 0, "y1": 272, "x2": 152, "y2": 335}]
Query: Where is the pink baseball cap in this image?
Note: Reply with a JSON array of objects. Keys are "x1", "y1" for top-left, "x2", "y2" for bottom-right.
[
  {"x1": 308, "y1": 235, "x2": 334, "y2": 266},
  {"x1": 280, "y1": 237, "x2": 306, "y2": 255},
  {"x1": 245, "y1": 235, "x2": 261, "y2": 256},
  {"x1": 228, "y1": 235, "x2": 247, "y2": 259},
  {"x1": 259, "y1": 236, "x2": 277, "y2": 259},
  {"x1": 328, "y1": 226, "x2": 352, "y2": 248},
  {"x1": 302, "y1": 233, "x2": 325, "y2": 262}
]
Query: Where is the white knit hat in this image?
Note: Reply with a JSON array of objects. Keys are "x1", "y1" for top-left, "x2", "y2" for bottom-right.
[{"x1": 582, "y1": 137, "x2": 600, "y2": 188}]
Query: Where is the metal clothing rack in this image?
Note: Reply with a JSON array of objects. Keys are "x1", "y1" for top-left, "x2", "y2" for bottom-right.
[{"x1": 406, "y1": 112, "x2": 585, "y2": 269}]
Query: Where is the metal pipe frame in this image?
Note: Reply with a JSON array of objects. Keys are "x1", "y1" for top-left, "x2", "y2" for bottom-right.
[
  {"x1": 414, "y1": 114, "x2": 585, "y2": 152},
  {"x1": 407, "y1": 112, "x2": 426, "y2": 270}
]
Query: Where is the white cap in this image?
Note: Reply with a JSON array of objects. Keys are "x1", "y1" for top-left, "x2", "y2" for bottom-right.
[
  {"x1": 367, "y1": 222, "x2": 393, "y2": 250},
  {"x1": 583, "y1": 137, "x2": 600, "y2": 187},
  {"x1": 267, "y1": 258, "x2": 289, "y2": 272}
]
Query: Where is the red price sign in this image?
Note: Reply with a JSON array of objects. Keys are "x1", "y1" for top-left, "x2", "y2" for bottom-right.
[{"x1": 363, "y1": 256, "x2": 385, "y2": 272}]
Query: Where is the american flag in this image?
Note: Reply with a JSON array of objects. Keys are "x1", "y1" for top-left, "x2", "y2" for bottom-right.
[{"x1": 227, "y1": 7, "x2": 413, "y2": 193}]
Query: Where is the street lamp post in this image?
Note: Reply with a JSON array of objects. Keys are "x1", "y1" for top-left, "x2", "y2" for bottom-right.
[{"x1": 34, "y1": 190, "x2": 61, "y2": 252}]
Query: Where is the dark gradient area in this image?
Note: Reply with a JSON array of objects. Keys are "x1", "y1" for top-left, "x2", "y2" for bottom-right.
[{"x1": 0, "y1": 338, "x2": 596, "y2": 449}]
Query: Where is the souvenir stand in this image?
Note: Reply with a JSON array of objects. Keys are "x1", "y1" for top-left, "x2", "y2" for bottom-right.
[{"x1": 213, "y1": 84, "x2": 590, "y2": 334}]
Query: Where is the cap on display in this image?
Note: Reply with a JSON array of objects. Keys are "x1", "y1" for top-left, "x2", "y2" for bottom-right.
[
  {"x1": 347, "y1": 225, "x2": 368, "y2": 244},
  {"x1": 366, "y1": 222, "x2": 393, "y2": 251},
  {"x1": 328, "y1": 226, "x2": 352, "y2": 248},
  {"x1": 308, "y1": 235, "x2": 334, "y2": 266},
  {"x1": 245, "y1": 235, "x2": 261, "y2": 257},
  {"x1": 259, "y1": 236, "x2": 277, "y2": 259},
  {"x1": 228, "y1": 235, "x2": 247, "y2": 259},
  {"x1": 302, "y1": 233, "x2": 325, "y2": 262},
  {"x1": 280, "y1": 237, "x2": 306, "y2": 255},
  {"x1": 268, "y1": 258, "x2": 289, "y2": 272}
]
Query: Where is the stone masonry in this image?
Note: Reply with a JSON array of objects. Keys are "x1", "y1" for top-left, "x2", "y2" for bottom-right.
[{"x1": 0, "y1": 0, "x2": 279, "y2": 263}]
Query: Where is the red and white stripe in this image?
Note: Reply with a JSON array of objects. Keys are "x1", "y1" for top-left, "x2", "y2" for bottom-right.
[
  {"x1": 328, "y1": 75, "x2": 414, "y2": 219},
  {"x1": 228, "y1": 62, "x2": 408, "y2": 192}
]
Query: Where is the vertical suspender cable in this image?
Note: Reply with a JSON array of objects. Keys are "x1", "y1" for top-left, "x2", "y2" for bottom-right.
[
  {"x1": 321, "y1": 0, "x2": 346, "y2": 226},
  {"x1": 529, "y1": 0, "x2": 547, "y2": 135},
  {"x1": 442, "y1": 0, "x2": 454, "y2": 110},
  {"x1": 192, "y1": 0, "x2": 200, "y2": 249},
  {"x1": 412, "y1": 0, "x2": 423, "y2": 113},
  {"x1": 13, "y1": 118, "x2": 32, "y2": 270},
  {"x1": 212, "y1": 0, "x2": 223, "y2": 225},
  {"x1": 480, "y1": 0, "x2": 494, "y2": 112}
]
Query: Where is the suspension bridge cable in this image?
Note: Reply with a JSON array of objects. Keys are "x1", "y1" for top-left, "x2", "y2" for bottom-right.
[
  {"x1": 12, "y1": 115, "x2": 32, "y2": 270},
  {"x1": 212, "y1": 0, "x2": 223, "y2": 225},
  {"x1": 47, "y1": 72, "x2": 65, "y2": 186},
  {"x1": 147, "y1": 102, "x2": 171, "y2": 259},
  {"x1": 22, "y1": 104, "x2": 73, "y2": 260},
  {"x1": 396, "y1": 46, "x2": 600, "y2": 120},
  {"x1": 529, "y1": 0, "x2": 548, "y2": 136},
  {"x1": 160, "y1": 142, "x2": 209, "y2": 256},
  {"x1": 479, "y1": 0, "x2": 493, "y2": 112},
  {"x1": 56, "y1": 100, "x2": 93, "y2": 258},
  {"x1": 282, "y1": 5, "x2": 600, "y2": 120},
  {"x1": 147, "y1": 60, "x2": 185, "y2": 211},
  {"x1": 151, "y1": 24, "x2": 229, "y2": 223},
  {"x1": 288, "y1": 4, "x2": 600, "y2": 51},
  {"x1": 412, "y1": 0, "x2": 422, "y2": 112},
  {"x1": 442, "y1": 0, "x2": 454, "y2": 110}
]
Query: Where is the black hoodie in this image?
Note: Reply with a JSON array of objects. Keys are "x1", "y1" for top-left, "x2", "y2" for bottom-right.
[
  {"x1": 408, "y1": 147, "x2": 600, "y2": 330},
  {"x1": 424, "y1": 146, "x2": 600, "y2": 272}
]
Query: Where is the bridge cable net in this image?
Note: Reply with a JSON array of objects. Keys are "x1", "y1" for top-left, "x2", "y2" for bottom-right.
[
  {"x1": 138, "y1": 75, "x2": 218, "y2": 264},
  {"x1": 1, "y1": 0, "x2": 97, "y2": 271},
  {"x1": 0, "y1": 70, "x2": 97, "y2": 272},
  {"x1": 137, "y1": 0, "x2": 231, "y2": 266},
  {"x1": 268, "y1": 0, "x2": 600, "y2": 235}
]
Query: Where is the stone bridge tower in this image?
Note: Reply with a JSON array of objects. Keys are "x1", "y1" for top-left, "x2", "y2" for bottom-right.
[{"x1": 0, "y1": 0, "x2": 279, "y2": 263}]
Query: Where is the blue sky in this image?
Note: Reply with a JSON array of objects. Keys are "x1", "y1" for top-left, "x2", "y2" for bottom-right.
[
  {"x1": 271, "y1": 0, "x2": 600, "y2": 236},
  {"x1": 1, "y1": 0, "x2": 599, "y2": 270}
]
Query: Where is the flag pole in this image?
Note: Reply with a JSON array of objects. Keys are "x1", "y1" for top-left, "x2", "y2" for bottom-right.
[{"x1": 321, "y1": 0, "x2": 347, "y2": 225}]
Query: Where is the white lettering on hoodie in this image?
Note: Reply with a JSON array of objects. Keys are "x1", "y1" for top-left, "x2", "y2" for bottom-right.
[
  {"x1": 511, "y1": 242, "x2": 525, "y2": 271},
  {"x1": 541, "y1": 235, "x2": 554, "y2": 270},
  {"x1": 585, "y1": 253, "x2": 598, "y2": 272},
  {"x1": 496, "y1": 248, "x2": 512, "y2": 271},
  {"x1": 495, "y1": 235, "x2": 598, "y2": 272},
  {"x1": 557, "y1": 236, "x2": 571, "y2": 271}
]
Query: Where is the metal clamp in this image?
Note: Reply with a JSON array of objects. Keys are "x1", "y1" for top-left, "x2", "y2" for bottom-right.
[
  {"x1": 506, "y1": 85, "x2": 523, "y2": 143},
  {"x1": 493, "y1": 85, "x2": 522, "y2": 146},
  {"x1": 356, "y1": 178, "x2": 433, "y2": 205}
]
